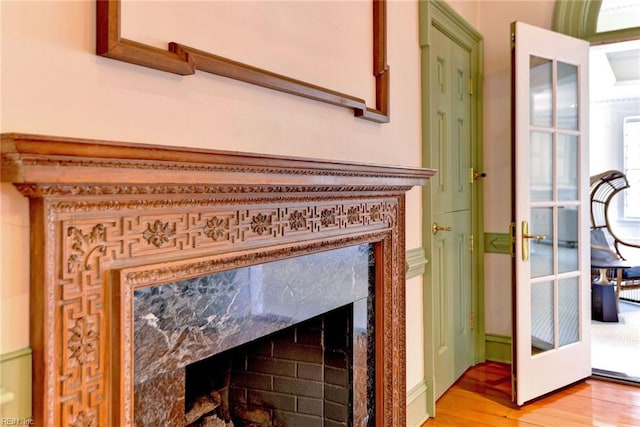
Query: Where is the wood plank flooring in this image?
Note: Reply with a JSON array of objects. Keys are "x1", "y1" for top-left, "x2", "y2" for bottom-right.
[{"x1": 422, "y1": 361, "x2": 640, "y2": 426}]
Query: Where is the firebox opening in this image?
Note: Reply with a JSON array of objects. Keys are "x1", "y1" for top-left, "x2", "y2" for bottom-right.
[
  {"x1": 133, "y1": 243, "x2": 377, "y2": 426},
  {"x1": 185, "y1": 304, "x2": 365, "y2": 427}
]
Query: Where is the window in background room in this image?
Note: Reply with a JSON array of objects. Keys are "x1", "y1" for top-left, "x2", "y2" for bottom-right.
[
  {"x1": 596, "y1": 0, "x2": 640, "y2": 33},
  {"x1": 623, "y1": 117, "x2": 640, "y2": 220}
]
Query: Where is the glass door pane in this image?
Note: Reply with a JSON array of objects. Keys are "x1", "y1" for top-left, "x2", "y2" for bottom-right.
[
  {"x1": 557, "y1": 134, "x2": 578, "y2": 201},
  {"x1": 530, "y1": 56, "x2": 553, "y2": 127},
  {"x1": 557, "y1": 62, "x2": 579, "y2": 130},
  {"x1": 530, "y1": 207, "x2": 553, "y2": 278},
  {"x1": 530, "y1": 132, "x2": 553, "y2": 201},
  {"x1": 531, "y1": 280, "x2": 554, "y2": 355},
  {"x1": 559, "y1": 277, "x2": 580, "y2": 347},
  {"x1": 558, "y1": 206, "x2": 579, "y2": 273}
]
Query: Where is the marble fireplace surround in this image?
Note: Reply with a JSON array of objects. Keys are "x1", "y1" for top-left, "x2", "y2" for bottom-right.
[{"x1": 0, "y1": 133, "x2": 434, "y2": 426}]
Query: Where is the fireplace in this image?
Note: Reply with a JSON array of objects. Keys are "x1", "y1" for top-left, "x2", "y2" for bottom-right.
[
  {"x1": 0, "y1": 133, "x2": 434, "y2": 426},
  {"x1": 128, "y1": 244, "x2": 374, "y2": 426}
]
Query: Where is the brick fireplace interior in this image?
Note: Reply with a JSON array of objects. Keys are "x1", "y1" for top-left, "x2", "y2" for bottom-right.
[
  {"x1": 0, "y1": 133, "x2": 434, "y2": 426},
  {"x1": 184, "y1": 304, "x2": 367, "y2": 427}
]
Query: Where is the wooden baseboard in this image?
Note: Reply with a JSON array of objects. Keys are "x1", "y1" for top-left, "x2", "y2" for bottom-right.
[
  {"x1": 485, "y1": 334, "x2": 512, "y2": 364},
  {"x1": 406, "y1": 380, "x2": 430, "y2": 427}
]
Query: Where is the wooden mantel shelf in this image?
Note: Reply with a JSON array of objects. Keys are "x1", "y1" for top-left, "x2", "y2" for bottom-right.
[
  {"x1": 1, "y1": 133, "x2": 434, "y2": 427},
  {"x1": 2, "y1": 133, "x2": 434, "y2": 190}
]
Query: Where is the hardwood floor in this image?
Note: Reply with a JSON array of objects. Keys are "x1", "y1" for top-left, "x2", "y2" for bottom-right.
[{"x1": 422, "y1": 361, "x2": 640, "y2": 426}]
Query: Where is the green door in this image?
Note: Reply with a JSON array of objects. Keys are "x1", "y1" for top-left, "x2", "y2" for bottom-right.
[
  {"x1": 429, "y1": 22, "x2": 475, "y2": 400},
  {"x1": 421, "y1": 1, "x2": 483, "y2": 412}
]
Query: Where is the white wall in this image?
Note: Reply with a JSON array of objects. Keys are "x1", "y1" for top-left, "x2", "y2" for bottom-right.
[
  {"x1": 447, "y1": 0, "x2": 480, "y2": 27},
  {"x1": 475, "y1": 0, "x2": 556, "y2": 337},
  {"x1": 0, "y1": 0, "x2": 425, "y2": 392}
]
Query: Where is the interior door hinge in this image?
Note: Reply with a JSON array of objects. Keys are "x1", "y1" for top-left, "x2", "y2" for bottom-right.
[
  {"x1": 468, "y1": 78, "x2": 473, "y2": 96},
  {"x1": 470, "y1": 311, "x2": 475, "y2": 331},
  {"x1": 470, "y1": 234, "x2": 474, "y2": 252},
  {"x1": 469, "y1": 168, "x2": 486, "y2": 183},
  {"x1": 469, "y1": 168, "x2": 477, "y2": 183}
]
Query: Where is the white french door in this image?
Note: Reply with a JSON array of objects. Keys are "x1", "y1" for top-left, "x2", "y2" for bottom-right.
[{"x1": 511, "y1": 21, "x2": 591, "y2": 405}]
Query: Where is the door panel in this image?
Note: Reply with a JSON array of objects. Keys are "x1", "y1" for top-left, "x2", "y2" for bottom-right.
[
  {"x1": 453, "y1": 210, "x2": 474, "y2": 377},
  {"x1": 433, "y1": 210, "x2": 473, "y2": 399},
  {"x1": 431, "y1": 28, "x2": 472, "y2": 215},
  {"x1": 451, "y1": 40, "x2": 472, "y2": 213},
  {"x1": 512, "y1": 21, "x2": 590, "y2": 406},
  {"x1": 431, "y1": 27, "x2": 453, "y2": 215}
]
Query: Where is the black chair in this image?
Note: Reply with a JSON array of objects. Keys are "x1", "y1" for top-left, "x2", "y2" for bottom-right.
[{"x1": 590, "y1": 170, "x2": 640, "y2": 310}]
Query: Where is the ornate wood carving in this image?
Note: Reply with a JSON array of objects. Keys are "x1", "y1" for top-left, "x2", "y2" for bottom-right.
[
  {"x1": 1, "y1": 133, "x2": 434, "y2": 426},
  {"x1": 96, "y1": 0, "x2": 390, "y2": 123}
]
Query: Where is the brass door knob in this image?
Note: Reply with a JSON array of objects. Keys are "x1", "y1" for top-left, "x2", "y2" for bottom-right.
[
  {"x1": 432, "y1": 223, "x2": 453, "y2": 235},
  {"x1": 523, "y1": 233, "x2": 546, "y2": 241},
  {"x1": 521, "y1": 221, "x2": 546, "y2": 261}
]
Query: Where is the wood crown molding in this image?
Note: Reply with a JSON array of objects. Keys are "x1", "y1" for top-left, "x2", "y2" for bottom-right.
[
  {"x1": 96, "y1": 0, "x2": 390, "y2": 123},
  {"x1": 2, "y1": 133, "x2": 433, "y2": 191}
]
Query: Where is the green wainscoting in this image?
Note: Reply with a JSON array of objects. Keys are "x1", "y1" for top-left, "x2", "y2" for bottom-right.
[
  {"x1": 484, "y1": 232, "x2": 512, "y2": 255},
  {"x1": 406, "y1": 247, "x2": 428, "y2": 279},
  {"x1": 482, "y1": 233, "x2": 512, "y2": 364},
  {"x1": 0, "y1": 347, "x2": 32, "y2": 420},
  {"x1": 485, "y1": 334, "x2": 512, "y2": 364}
]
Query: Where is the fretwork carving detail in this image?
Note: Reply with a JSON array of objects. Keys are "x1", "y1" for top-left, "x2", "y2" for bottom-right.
[{"x1": 54, "y1": 197, "x2": 397, "y2": 424}]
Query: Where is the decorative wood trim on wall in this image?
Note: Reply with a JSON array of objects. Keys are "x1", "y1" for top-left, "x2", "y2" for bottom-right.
[
  {"x1": 1, "y1": 133, "x2": 434, "y2": 427},
  {"x1": 406, "y1": 247, "x2": 428, "y2": 279},
  {"x1": 96, "y1": 0, "x2": 390, "y2": 123}
]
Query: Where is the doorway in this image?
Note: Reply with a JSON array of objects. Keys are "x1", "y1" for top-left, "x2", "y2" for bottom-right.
[
  {"x1": 419, "y1": 0, "x2": 484, "y2": 413},
  {"x1": 589, "y1": 38, "x2": 640, "y2": 382}
]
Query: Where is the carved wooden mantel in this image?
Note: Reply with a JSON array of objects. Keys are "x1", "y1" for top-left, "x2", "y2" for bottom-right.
[{"x1": 1, "y1": 133, "x2": 434, "y2": 426}]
